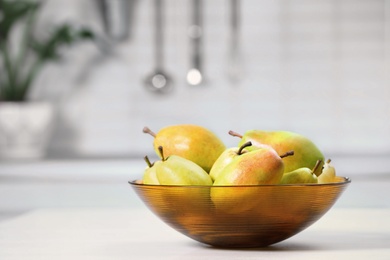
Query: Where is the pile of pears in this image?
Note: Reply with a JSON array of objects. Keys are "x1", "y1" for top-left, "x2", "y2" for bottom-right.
[{"x1": 141, "y1": 124, "x2": 338, "y2": 187}]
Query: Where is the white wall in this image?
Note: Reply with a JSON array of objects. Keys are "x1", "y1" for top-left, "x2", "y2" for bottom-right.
[{"x1": 30, "y1": 0, "x2": 390, "y2": 158}]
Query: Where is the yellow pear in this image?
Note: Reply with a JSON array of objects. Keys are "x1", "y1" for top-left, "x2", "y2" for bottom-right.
[
  {"x1": 213, "y1": 148, "x2": 293, "y2": 186},
  {"x1": 318, "y1": 159, "x2": 337, "y2": 183},
  {"x1": 211, "y1": 148, "x2": 293, "y2": 213},
  {"x1": 143, "y1": 124, "x2": 226, "y2": 172},
  {"x1": 209, "y1": 141, "x2": 252, "y2": 181}
]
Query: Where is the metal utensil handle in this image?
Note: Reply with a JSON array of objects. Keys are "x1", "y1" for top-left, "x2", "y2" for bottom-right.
[
  {"x1": 227, "y1": 0, "x2": 243, "y2": 82},
  {"x1": 96, "y1": 0, "x2": 110, "y2": 34},
  {"x1": 230, "y1": 0, "x2": 240, "y2": 55},
  {"x1": 192, "y1": 0, "x2": 202, "y2": 72},
  {"x1": 154, "y1": 0, "x2": 164, "y2": 70}
]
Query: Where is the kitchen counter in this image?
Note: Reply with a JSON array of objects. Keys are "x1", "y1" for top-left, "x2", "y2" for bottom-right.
[
  {"x1": 0, "y1": 207, "x2": 389, "y2": 259},
  {"x1": 1, "y1": 157, "x2": 390, "y2": 259},
  {"x1": 1, "y1": 156, "x2": 390, "y2": 220}
]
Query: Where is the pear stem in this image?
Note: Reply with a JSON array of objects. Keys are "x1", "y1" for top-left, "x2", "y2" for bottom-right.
[
  {"x1": 228, "y1": 130, "x2": 243, "y2": 138},
  {"x1": 158, "y1": 146, "x2": 166, "y2": 161},
  {"x1": 326, "y1": 159, "x2": 332, "y2": 164},
  {"x1": 312, "y1": 159, "x2": 323, "y2": 176},
  {"x1": 237, "y1": 141, "x2": 252, "y2": 155},
  {"x1": 143, "y1": 126, "x2": 156, "y2": 137},
  {"x1": 280, "y1": 150, "x2": 294, "y2": 158},
  {"x1": 144, "y1": 156, "x2": 153, "y2": 167}
]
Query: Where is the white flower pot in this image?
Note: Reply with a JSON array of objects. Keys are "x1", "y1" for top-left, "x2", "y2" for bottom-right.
[{"x1": 0, "y1": 102, "x2": 54, "y2": 160}]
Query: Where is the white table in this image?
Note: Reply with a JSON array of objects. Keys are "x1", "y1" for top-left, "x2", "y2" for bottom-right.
[{"x1": 1, "y1": 207, "x2": 389, "y2": 260}]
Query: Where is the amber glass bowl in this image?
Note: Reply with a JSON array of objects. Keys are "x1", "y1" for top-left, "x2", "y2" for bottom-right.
[{"x1": 129, "y1": 177, "x2": 350, "y2": 248}]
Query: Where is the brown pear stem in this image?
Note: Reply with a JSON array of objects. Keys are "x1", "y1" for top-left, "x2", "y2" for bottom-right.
[
  {"x1": 158, "y1": 146, "x2": 166, "y2": 161},
  {"x1": 326, "y1": 159, "x2": 331, "y2": 164},
  {"x1": 280, "y1": 150, "x2": 294, "y2": 158},
  {"x1": 143, "y1": 126, "x2": 156, "y2": 137},
  {"x1": 228, "y1": 130, "x2": 243, "y2": 139},
  {"x1": 312, "y1": 159, "x2": 323, "y2": 176},
  {"x1": 237, "y1": 141, "x2": 252, "y2": 155},
  {"x1": 144, "y1": 156, "x2": 153, "y2": 167}
]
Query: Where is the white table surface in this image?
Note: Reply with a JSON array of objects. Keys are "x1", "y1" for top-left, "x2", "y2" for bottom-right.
[
  {"x1": 1, "y1": 207, "x2": 390, "y2": 260},
  {"x1": 1, "y1": 158, "x2": 390, "y2": 259}
]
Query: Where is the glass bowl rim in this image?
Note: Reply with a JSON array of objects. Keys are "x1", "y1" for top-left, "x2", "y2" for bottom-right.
[{"x1": 128, "y1": 176, "x2": 351, "y2": 188}]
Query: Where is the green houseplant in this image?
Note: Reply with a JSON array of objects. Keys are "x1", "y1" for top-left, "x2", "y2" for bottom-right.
[
  {"x1": 0, "y1": 0, "x2": 94, "y2": 101},
  {"x1": 0, "y1": 0, "x2": 94, "y2": 159}
]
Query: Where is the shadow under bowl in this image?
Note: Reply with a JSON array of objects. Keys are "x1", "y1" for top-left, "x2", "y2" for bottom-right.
[{"x1": 129, "y1": 176, "x2": 351, "y2": 248}]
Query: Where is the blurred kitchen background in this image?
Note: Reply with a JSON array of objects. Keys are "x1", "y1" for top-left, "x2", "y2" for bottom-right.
[
  {"x1": 1, "y1": 0, "x2": 390, "y2": 220},
  {"x1": 4, "y1": 0, "x2": 390, "y2": 158}
]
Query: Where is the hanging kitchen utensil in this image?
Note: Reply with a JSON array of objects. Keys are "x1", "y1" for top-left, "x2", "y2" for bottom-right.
[
  {"x1": 144, "y1": 0, "x2": 173, "y2": 93},
  {"x1": 96, "y1": 0, "x2": 134, "y2": 42},
  {"x1": 227, "y1": 0, "x2": 243, "y2": 83},
  {"x1": 186, "y1": 0, "x2": 204, "y2": 86}
]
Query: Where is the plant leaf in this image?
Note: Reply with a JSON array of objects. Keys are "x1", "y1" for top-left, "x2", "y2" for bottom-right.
[
  {"x1": 30, "y1": 24, "x2": 94, "y2": 61},
  {"x1": 0, "y1": 0, "x2": 40, "y2": 41}
]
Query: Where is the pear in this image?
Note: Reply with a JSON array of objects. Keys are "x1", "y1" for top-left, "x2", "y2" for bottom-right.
[
  {"x1": 142, "y1": 156, "x2": 160, "y2": 185},
  {"x1": 209, "y1": 141, "x2": 252, "y2": 181},
  {"x1": 211, "y1": 148, "x2": 293, "y2": 213},
  {"x1": 143, "y1": 124, "x2": 226, "y2": 172},
  {"x1": 318, "y1": 159, "x2": 337, "y2": 184},
  {"x1": 229, "y1": 129, "x2": 324, "y2": 173},
  {"x1": 213, "y1": 147, "x2": 293, "y2": 186},
  {"x1": 155, "y1": 146, "x2": 213, "y2": 185},
  {"x1": 280, "y1": 160, "x2": 323, "y2": 184}
]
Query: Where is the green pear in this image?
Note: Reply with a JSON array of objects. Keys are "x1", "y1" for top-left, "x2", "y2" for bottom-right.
[
  {"x1": 155, "y1": 146, "x2": 213, "y2": 185},
  {"x1": 142, "y1": 156, "x2": 160, "y2": 185},
  {"x1": 318, "y1": 159, "x2": 337, "y2": 184},
  {"x1": 209, "y1": 141, "x2": 252, "y2": 181},
  {"x1": 229, "y1": 129, "x2": 324, "y2": 173},
  {"x1": 143, "y1": 124, "x2": 226, "y2": 173},
  {"x1": 280, "y1": 160, "x2": 323, "y2": 184}
]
